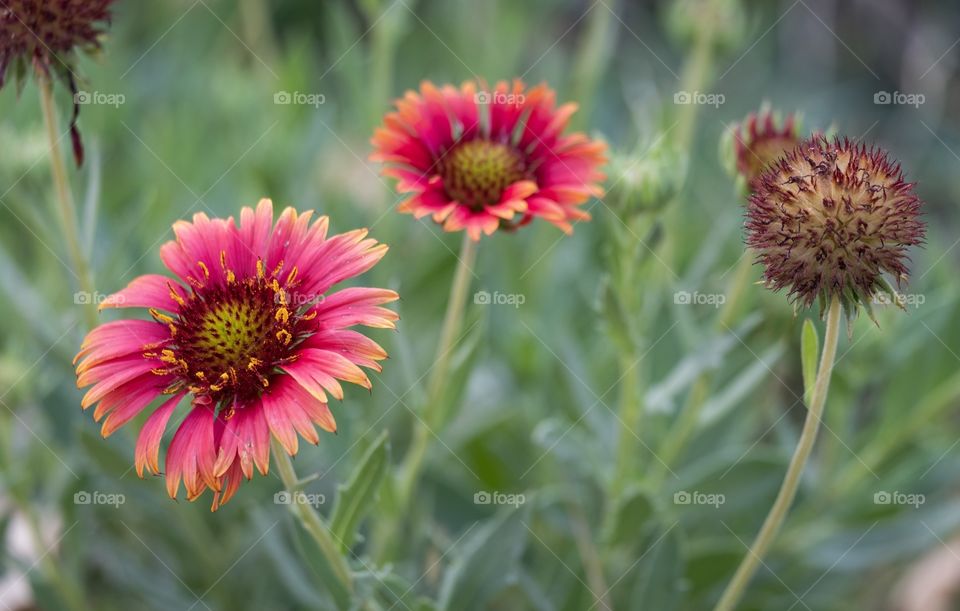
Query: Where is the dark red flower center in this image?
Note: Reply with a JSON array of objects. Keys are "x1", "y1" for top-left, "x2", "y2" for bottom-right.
[
  {"x1": 147, "y1": 260, "x2": 312, "y2": 406},
  {"x1": 440, "y1": 140, "x2": 526, "y2": 210}
]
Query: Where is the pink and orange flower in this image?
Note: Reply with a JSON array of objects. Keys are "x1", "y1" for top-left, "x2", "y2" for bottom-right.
[
  {"x1": 371, "y1": 80, "x2": 607, "y2": 240},
  {"x1": 75, "y1": 200, "x2": 398, "y2": 509}
]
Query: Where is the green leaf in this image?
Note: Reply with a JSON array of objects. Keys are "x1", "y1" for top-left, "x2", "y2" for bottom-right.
[
  {"x1": 438, "y1": 504, "x2": 531, "y2": 611},
  {"x1": 329, "y1": 430, "x2": 390, "y2": 553},
  {"x1": 601, "y1": 485, "x2": 656, "y2": 546},
  {"x1": 801, "y1": 319, "x2": 820, "y2": 406},
  {"x1": 627, "y1": 524, "x2": 684, "y2": 609}
]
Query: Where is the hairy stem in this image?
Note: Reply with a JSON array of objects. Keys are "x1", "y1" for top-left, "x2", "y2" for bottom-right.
[
  {"x1": 384, "y1": 234, "x2": 477, "y2": 556},
  {"x1": 37, "y1": 71, "x2": 97, "y2": 329},
  {"x1": 271, "y1": 439, "x2": 353, "y2": 607},
  {"x1": 713, "y1": 295, "x2": 842, "y2": 611}
]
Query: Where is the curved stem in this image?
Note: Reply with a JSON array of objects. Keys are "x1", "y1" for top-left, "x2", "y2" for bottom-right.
[
  {"x1": 37, "y1": 71, "x2": 97, "y2": 329},
  {"x1": 391, "y1": 234, "x2": 477, "y2": 544},
  {"x1": 271, "y1": 439, "x2": 353, "y2": 607},
  {"x1": 713, "y1": 295, "x2": 842, "y2": 611}
]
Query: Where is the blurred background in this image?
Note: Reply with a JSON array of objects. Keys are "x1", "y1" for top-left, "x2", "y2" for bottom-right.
[{"x1": 1, "y1": 0, "x2": 959, "y2": 609}]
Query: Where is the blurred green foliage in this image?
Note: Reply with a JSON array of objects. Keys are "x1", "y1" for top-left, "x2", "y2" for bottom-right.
[{"x1": 1, "y1": 0, "x2": 959, "y2": 609}]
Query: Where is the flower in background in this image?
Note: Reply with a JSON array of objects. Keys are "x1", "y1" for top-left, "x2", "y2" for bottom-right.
[
  {"x1": 1, "y1": 0, "x2": 118, "y2": 164},
  {"x1": 75, "y1": 200, "x2": 398, "y2": 509},
  {"x1": 724, "y1": 106, "x2": 803, "y2": 190},
  {"x1": 746, "y1": 136, "x2": 925, "y2": 315},
  {"x1": 371, "y1": 79, "x2": 607, "y2": 240}
]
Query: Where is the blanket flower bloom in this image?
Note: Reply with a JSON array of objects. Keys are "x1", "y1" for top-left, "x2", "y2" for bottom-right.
[
  {"x1": 75, "y1": 200, "x2": 398, "y2": 509},
  {"x1": 727, "y1": 107, "x2": 802, "y2": 188},
  {"x1": 746, "y1": 136, "x2": 925, "y2": 313},
  {"x1": 371, "y1": 79, "x2": 607, "y2": 240}
]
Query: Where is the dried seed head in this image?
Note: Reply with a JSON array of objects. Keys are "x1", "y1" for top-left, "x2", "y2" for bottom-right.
[
  {"x1": 746, "y1": 136, "x2": 925, "y2": 316},
  {"x1": 0, "y1": 0, "x2": 116, "y2": 86}
]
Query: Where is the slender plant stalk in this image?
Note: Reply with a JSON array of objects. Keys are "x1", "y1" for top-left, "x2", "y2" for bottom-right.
[
  {"x1": 393, "y1": 235, "x2": 477, "y2": 526},
  {"x1": 713, "y1": 295, "x2": 842, "y2": 611},
  {"x1": 271, "y1": 439, "x2": 353, "y2": 603},
  {"x1": 37, "y1": 71, "x2": 97, "y2": 329}
]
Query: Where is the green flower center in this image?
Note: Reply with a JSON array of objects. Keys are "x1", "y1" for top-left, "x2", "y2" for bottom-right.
[
  {"x1": 441, "y1": 140, "x2": 526, "y2": 210},
  {"x1": 150, "y1": 269, "x2": 309, "y2": 405}
]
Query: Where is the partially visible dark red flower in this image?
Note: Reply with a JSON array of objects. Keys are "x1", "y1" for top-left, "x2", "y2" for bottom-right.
[
  {"x1": 746, "y1": 136, "x2": 925, "y2": 312},
  {"x1": 0, "y1": 0, "x2": 115, "y2": 85},
  {"x1": 1, "y1": 0, "x2": 118, "y2": 165},
  {"x1": 728, "y1": 107, "x2": 802, "y2": 189}
]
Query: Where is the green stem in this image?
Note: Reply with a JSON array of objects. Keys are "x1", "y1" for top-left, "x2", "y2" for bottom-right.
[
  {"x1": 392, "y1": 234, "x2": 477, "y2": 542},
  {"x1": 713, "y1": 295, "x2": 842, "y2": 611},
  {"x1": 271, "y1": 439, "x2": 353, "y2": 606},
  {"x1": 37, "y1": 70, "x2": 97, "y2": 329}
]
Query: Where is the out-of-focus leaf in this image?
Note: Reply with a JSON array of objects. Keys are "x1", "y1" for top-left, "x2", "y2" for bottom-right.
[
  {"x1": 254, "y1": 508, "x2": 327, "y2": 608},
  {"x1": 81, "y1": 139, "x2": 101, "y2": 256},
  {"x1": 647, "y1": 314, "x2": 762, "y2": 414},
  {"x1": 801, "y1": 319, "x2": 819, "y2": 406},
  {"x1": 330, "y1": 430, "x2": 390, "y2": 553},
  {"x1": 601, "y1": 484, "x2": 656, "y2": 546},
  {"x1": 626, "y1": 524, "x2": 684, "y2": 610},
  {"x1": 437, "y1": 503, "x2": 531, "y2": 611},
  {"x1": 700, "y1": 342, "x2": 785, "y2": 425}
]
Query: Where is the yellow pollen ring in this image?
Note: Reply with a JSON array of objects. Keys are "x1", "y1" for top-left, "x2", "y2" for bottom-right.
[
  {"x1": 275, "y1": 307, "x2": 289, "y2": 324},
  {"x1": 276, "y1": 329, "x2": 292, "y2": 345},
  {"x1": 256, "y1": 259, "x2": 265, "y2": 279}
]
